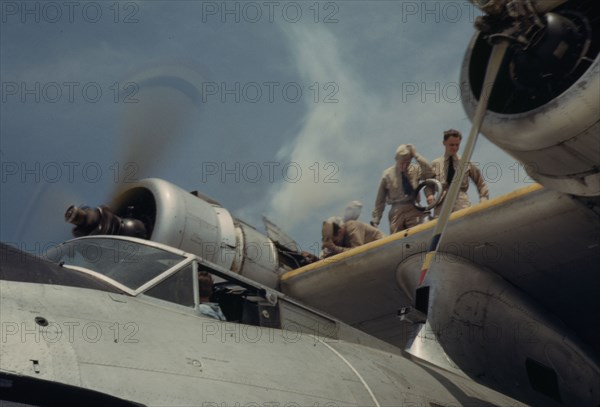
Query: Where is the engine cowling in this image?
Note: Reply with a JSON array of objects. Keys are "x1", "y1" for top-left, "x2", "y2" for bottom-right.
[
  {"x1": 66, "y1": 178, "x2": 298, "y2": 289},
  {"x1": 461, "y1": 0, "x2": 599, "y2": 196}
]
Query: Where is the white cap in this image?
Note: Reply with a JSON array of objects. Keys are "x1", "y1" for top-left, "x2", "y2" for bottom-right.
[{"x1": 343, "y1": 201, "x2": 363, "y2": 222}]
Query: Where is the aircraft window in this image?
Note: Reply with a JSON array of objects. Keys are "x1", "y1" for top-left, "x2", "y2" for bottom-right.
[
  {"x1": 211, "y1": 282, "x2": 246, "y2": 322},
  {"x1": 210, "y1": 282, "x2": 280, "y2": 327},
  {"x1": 144, "y1": 263, "x2": 195, "y2": 307},
  {"x1": 54, "y1": 238, "x2": 186, "y2": 290},
  {"x1": 190, "y1": 263, "x2": 280, "y2": 327}
]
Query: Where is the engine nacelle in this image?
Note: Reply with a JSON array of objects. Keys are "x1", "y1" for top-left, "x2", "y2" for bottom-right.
[
  {"x1": 66, "y1": 178, "x2": 301, "y2": 289},
  {"x1": 461, "y1": 0, "x2": 600, "y2": 196}
]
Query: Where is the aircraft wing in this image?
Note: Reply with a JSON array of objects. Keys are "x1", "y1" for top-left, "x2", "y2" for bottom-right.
[
  {"x1": 280, "y1": 184, "x2": 600, "y2": 404},
  {"x1": 281, "y1": 184, "x2": 600, "y2": 351}
]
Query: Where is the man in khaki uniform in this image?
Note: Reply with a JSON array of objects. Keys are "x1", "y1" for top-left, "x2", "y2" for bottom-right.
[
  {"x1": 320, "y1": 201, "x2": 363, "y2": 258},
  {"x1": 321, "y1": 216, "x2": 344, "y2": 258},
  {"x1": 430, "y1": 129, "x2": 489, "y2": 211},
  {"x1": 344, "y1": 220, "x2": 384, "y2": 247},
  {"x1": 321, "y1": 218, "x2": 384, "y2": 258},
  {"x1": 371, "y1": 144, "x2": 434, "y2": 234}
]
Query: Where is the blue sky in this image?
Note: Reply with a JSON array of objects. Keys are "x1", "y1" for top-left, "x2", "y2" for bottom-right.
[{"x1": 1, "y1": 1, "x2": 530, "y2": 255}]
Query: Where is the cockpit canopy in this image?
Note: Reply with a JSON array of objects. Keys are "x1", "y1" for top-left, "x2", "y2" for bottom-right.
[
  {"x1": 50, "y1": 236, "x2": 278, "y2": 325},
  {"x1": 4, "y1": 235, "x2": 339, "y2": 342},
  {"x1": 53, "y1": 237, "x2": 189, "y2": 293}
]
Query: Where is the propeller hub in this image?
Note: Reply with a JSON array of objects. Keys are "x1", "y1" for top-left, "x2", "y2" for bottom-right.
[{"x1": 509, "y1": 12, "x2": 589, "y2": 91}]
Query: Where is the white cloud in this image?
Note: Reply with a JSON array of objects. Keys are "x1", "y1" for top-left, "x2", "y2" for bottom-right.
[
  {"x1": 264, "y1": 16, "x2": 525, "y2": 247},
  {"x1": 265, "y1": 23, "x2": 393, "y2": 233}
]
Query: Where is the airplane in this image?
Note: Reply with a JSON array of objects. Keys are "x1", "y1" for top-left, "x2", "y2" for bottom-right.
[
  {"x1": 1, "y1": 233, "x2": 527, "y2": 407},
  {"x1": 1, "y1": 0, "x2": 599, "y2": 406}
]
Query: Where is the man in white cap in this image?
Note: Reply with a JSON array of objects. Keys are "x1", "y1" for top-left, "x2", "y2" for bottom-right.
[
  {"x1": 343, "y1": 200, "x2": 363, "y2": 222},
  {"x1": 430, "y1": 129, "x2": 489, "y2": 211},
  {"x1": 371, "y1": 144, "x2": 434, "y2": 234}
]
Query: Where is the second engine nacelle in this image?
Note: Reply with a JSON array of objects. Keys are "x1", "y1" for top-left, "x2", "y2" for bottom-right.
[{"x1": 461, "y1": 0, "x2": 599, "y2": 196}]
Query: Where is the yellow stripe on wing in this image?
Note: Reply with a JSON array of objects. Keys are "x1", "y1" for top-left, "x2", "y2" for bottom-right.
[{"x1": 281, "y1": 183, "x2": 543, "y2": 282}]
